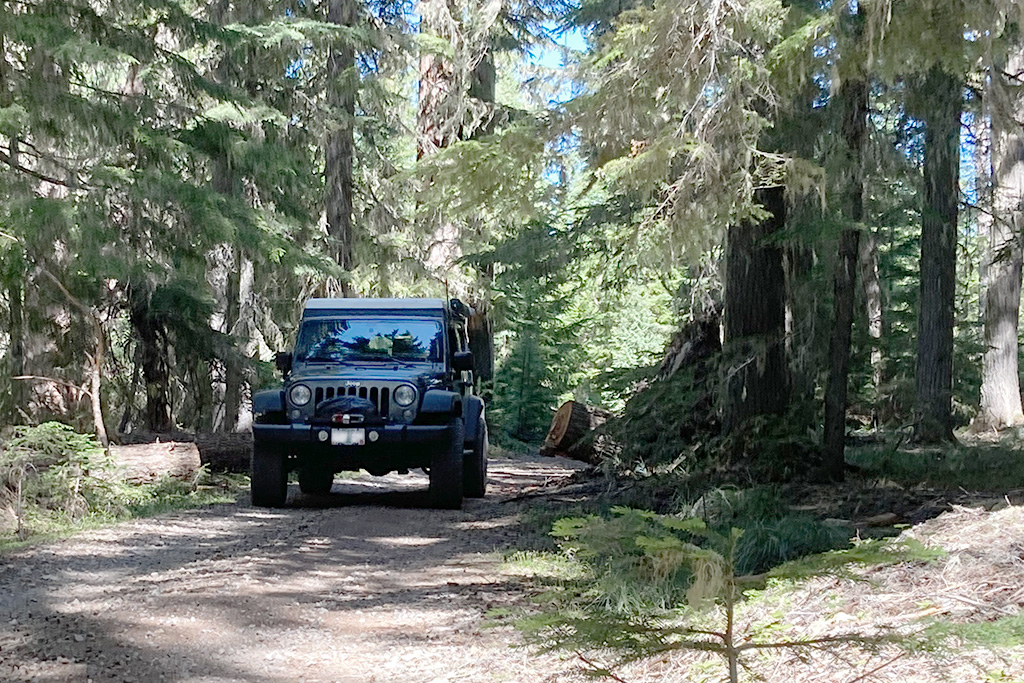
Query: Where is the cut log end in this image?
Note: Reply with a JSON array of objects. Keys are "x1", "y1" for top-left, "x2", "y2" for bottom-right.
[{"x1": 541, "y1": 400, "x2": 613, "y2": 463}]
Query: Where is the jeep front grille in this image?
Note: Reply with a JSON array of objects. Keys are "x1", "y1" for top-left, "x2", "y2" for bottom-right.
[{"x1": 314, "y1": 385, "x2": 390, "y2": 419}]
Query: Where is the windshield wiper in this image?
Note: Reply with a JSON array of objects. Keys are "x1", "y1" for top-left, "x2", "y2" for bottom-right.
[
  {"x1": 346, "y1": 355, "x2": 421, "y2": 368},
  {"x1": 302, "y1": 355, "x2": 342, "y2": 363}
]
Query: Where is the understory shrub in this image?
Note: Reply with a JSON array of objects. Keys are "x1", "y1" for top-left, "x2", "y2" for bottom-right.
[{"x1": 1, "y1": 422, "x2": 240, "y2": 544}]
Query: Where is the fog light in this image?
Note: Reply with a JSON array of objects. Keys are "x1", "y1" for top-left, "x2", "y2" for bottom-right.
[
  {"x1": 403, "y1": 409, "x2": 415, "y2": 421},
  {"x1": 318, "y1": 430, "x2": 329, "y2": 442},
  {"x1": 368, "y1": 431, "x2": 379, "y2": 442},
  {"x1": 291, "y1": 409, "x2": 301, "y2": 419}
]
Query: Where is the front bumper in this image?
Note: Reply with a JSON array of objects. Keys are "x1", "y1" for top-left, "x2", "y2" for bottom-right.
[{"x1": 252, "y1": 422, "x2": 453, "y2": 471}]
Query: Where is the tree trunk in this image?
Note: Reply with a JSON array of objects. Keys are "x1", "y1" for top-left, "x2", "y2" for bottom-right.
[
  {"x1": 859, "y1": 231, "x2": 884, "y2": 423},
  {"x1": 465, "y1": 50, "x2": 497, "y2": 388},
  {"x1": 8, "y1": 280, "x2": 25, "y2": 420},
  {"x1": 823, "y1": 69, "x2": 867, "y2": 481},
  {"x1": 468, "y1": 49, "x2": 497, "y2": 137},
  {"x1": 231, "y1": 256, "x2": 257, "y2": 432},
  {"x1": 130, "y1": 292, "x2": 173, "y2": 434},
  {"x1": 467, "y1": 304, "x2": 495, "y2": 390},
  {"x1": 722, "y1": 186, "x2": 789, "y2": 434},
  {"x1": 976, "y1": 46, "x2": 1024, "y2": 430},
  {"x1": 326, "y1": 0, "x2": 358, "y2": 295},
  {"x1": 88, "y1": 317, "x2": 108, "y2": 447},
  {"x1": 208, "y1": 244, "x2": 233, "y2": 432},
  {"x1": 914, "y1": 65, "x2": 962, "y2": 443},
  {"x1": 417, "y1": 0, "x2": 457, "y2": 159},
  {"x1": 222, "y1": 252, "x2": 243, "y2": 431}
]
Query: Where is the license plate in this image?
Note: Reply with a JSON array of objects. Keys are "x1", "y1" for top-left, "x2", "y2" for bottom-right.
[{"x1": 331, "y1": 428, "x2": 365, "y2": 446}]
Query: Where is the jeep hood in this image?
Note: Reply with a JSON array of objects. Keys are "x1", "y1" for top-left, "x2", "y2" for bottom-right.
[{"x1": 288, "y1": 364, "x2": 446, "y2": 386}]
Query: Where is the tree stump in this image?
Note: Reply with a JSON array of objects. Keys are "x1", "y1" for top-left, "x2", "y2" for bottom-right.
[{"x1": 540, "y1": 401, "x2": 613, "y2": 463}]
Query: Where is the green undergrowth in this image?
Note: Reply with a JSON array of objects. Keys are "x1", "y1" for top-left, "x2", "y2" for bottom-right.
[
  {"x1": 502, "y1": 506, "x2": 944, "y2": 683},
  {"x1": 847, "y1": 435, "x2": 1024, "y2": 489},
  {"x1": 1, "y1": 422, "x2": 248, "y2": 551},
  {"x1": 518, "y1": 482, "x2": 852, "y2": 570}
]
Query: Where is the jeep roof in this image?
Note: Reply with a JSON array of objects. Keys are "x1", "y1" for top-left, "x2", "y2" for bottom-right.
[{"x1": 303, "y1": 298, "x2": 448, "y2": 317}]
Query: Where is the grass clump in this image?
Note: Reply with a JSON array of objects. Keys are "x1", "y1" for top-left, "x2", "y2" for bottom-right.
[{"x1": 1, "y1": 422, "x2": 246, "y2": 549}]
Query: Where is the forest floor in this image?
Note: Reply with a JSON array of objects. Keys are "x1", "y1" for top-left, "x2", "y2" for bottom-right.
[{"x1": 0, "y1": 448, "x2": 1022, "y2": 683}]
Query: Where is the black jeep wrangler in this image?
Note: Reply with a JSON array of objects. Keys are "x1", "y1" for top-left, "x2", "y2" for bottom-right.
[{"x1": 250, "y1": 297, "x2": 488, "y2": 509}]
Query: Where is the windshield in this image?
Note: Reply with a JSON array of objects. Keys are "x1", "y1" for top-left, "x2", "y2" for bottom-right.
[{"x1": 295, "y1": 318, "x2": 444, "y2": 364}]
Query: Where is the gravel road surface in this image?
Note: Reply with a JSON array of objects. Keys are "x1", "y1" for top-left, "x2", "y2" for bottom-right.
[{"x1": 0, "y1": 452, "x2": 585, "y2": 683}]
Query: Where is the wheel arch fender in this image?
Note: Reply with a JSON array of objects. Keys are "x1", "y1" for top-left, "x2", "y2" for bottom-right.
[
  {"x1": 253, "y1": 388, "x2": 285, "y2": 418},
  {"x1": 420, "y1": 389, "x2": 462, "y2": 416},
  {"x1": 463, "y1": 395, "x2": 485, "y2": 445}
]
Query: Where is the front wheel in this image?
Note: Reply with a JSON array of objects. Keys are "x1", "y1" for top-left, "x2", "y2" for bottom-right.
[
  {"x1": 429, "y1": 417, "x2": 464, "y2": 510},
  {"x1": 463, "y1": 417, "x2": 488, "y2": 498},
  {"x1": 251, "y1": 441, "x2": 288, "y2": 508},
  {"x1": 299, "y1": 463, "x2": 334, "y2": 495}
]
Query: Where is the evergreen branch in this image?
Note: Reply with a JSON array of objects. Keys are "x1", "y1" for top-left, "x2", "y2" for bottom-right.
[
  {"x1": 67, "y1": 80, "x2": 201, "y2": 119},
  {"x1": 575, "y1": 652, "x2": 631, "y2": 683},
  {"x1": 734, "y1": 632, "x2": 892, "y2": 653},
  {"x1": 0, "y1": 149, "x2": 86, "y2": 189},
  {"x1": 13, "y1": 138, "x2": 95, "y2": 164}
]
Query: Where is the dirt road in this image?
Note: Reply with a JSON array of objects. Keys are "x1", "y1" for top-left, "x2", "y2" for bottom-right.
[{"x1": 0, "y1": 453, "x2": 586, "y2": 683}]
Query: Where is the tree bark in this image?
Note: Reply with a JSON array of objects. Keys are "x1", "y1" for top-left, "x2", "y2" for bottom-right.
[
  {"x1": 723, "y1": 186, "x2": 789, "y2": 434},
  {"x1": 326, "y1": 0, "x2": 358, "y2": 295},
  {"x1": 976, "y1": 46, "x2": 1024, "y2": 430},
  {"x1": 914, "y1": 65, "x2": 962, "y2": 443},
  {"x1": 823, "y1": 68, "x2": 867, "y2": 481}
]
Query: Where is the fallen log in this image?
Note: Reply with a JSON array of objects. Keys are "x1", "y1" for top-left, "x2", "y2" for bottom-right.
[
  {"x1": 108, "y1": 442, "x2": 202, "y2": 484},
  {"x1": 194, "y1": 433, "x2": 252, "y2": 473},
  {"x1": 117, "y1": 432, "x2": 252, "y2": 473},
  {"x1": 540, "y1": 401, "x2": 615, "y2": 463}
]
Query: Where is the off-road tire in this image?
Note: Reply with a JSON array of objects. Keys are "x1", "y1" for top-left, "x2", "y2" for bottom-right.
[
  {"x1": 429, "y1": 417, "x2": 464, "y2": 510},
  {"x1": 299, "y1": 464, "x2": 334, "y2": 495},
  {"x1": 251, "y1": 441, "x2": 288, "y2": 508},
  {"x1": 463, "y1": 416, "x2": 488, "y2": 498}
]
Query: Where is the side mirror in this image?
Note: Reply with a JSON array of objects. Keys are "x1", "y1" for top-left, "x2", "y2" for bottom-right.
[
  {"x1": 275, "y1": 352, "x2": 293, "y2": 375},
  {"x1": 452, "y1": 351, "x2": 474, "y2": 372}
]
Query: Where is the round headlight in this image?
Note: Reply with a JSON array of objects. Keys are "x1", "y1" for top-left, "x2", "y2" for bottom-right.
[
  {"x1": 289, "y1": 384, "x2": 312, "y2": 406},
  {"x1": 393, "y1": 384, "x2": 417, "y2": 407}
]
